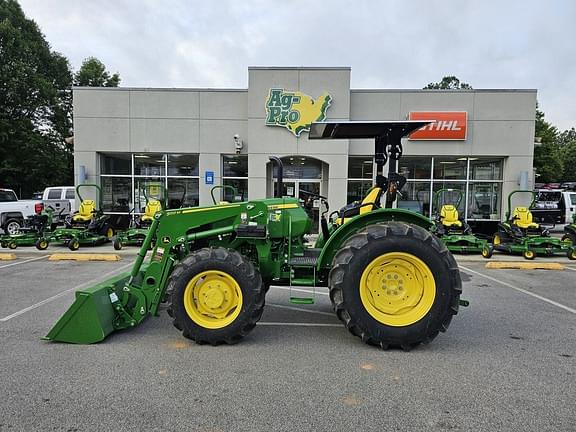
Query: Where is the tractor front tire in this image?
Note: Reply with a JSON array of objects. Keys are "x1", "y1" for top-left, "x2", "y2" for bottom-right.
[
  {"x1": 35, "y1": 238, "x2": 49, "y2": 250},
  {"x1": 113, "y1": 237, "x2": 123, "y2": 250},
  {"x1": 567, "y1": 248, "x2": 576, "y2": 261},
  {"x1": 523, "y1": 249, "x2": 536, "y2": 260},
  {"x1": 68, "y1": 238, "x2": 80, "y2": 251},
  {"x1": 329, "y1": 222, "x2": 462, "y2": 350},
  {"x1": 8, "y1": 241, "x2": 18, "y2": 250},
  {"x1": 481, "y1": 245, "x2": 493, "y2": 259},
  {"x1": 166, "y1": 247, "x2": 265, "y2": 345}
]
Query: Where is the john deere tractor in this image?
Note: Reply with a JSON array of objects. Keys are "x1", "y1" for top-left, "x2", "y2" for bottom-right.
[{"x1": 45, "y1": 121, "x2": 463, "y2": 350}]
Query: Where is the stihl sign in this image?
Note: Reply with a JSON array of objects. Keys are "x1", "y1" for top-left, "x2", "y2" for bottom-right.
[{"x1": 408, "y1": 112, "x2": 467, "y2": 140}]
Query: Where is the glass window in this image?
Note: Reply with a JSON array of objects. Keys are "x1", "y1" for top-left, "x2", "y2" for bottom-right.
[
  {"x1": 468, "y1": 183, "x2": 502, "y2": 220},
  {"x1": 168, "y1": 154, "x2": 199, "y2": 176},
  {"x1": 432, "y1": 182, "x2": 466, "y2": 215},
  {"x1": 275, "y1": 157, "x2": 322, "y2": 179},
  {"x1": 470, "y1": 158, "x2": 503, "y2": 180},
  {"x1": 222, "y1": 155, "x2": 248, "y2": 177},
  {"x1": 101, "y1": 153, "x2": 131, "y2": 175},
  {"x1": 0, "y1": 190, "x2": 17, "y2": 201},
  {"x1": 398, "y1": 157, "x2": 432, "y2": 180},
  {"x1": 101, "y1": 177, "x2": 132, "y2": 212},
  {"x1": 348, "y1": 156, "x2": 373, "y2": 179},
  {"x1": 398, "y1": 182, "x2": 431, "y2": 217},
  {"x1": 134, "y1": 154, "x2": 165, "y2": 176},
  {"x1": 168, "y1": 178, "x2": 199, "y2": 209},
  {"x1": 433, "y1": 157, "x2": 467, "y2": 180},
  {"x1": 65, "y1": 189, "x2": 75, "y2": 200},
  {"x1": 47, "y1": 189, "x2": 62, "y2": 200},
  {"x1": 223, "y1": 179, "x2": 248, "y2": 202},
  {"x1": 347, "y1": 180, "x2": 373, "y2": 204}
]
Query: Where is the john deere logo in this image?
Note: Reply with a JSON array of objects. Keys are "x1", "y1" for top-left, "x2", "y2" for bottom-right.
[{"x1": 265, "y1": 88, "x2": 332, "y2": 137}]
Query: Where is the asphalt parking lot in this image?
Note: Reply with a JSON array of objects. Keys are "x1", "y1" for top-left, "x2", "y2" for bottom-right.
[{"x1": 1, "y1": 250, "x2": 575, "y2": 432}]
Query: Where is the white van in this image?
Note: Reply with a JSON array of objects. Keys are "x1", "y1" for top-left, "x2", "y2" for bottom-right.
[{"x1": 42, "y1": 186, "x2": 76, "y2": 220}]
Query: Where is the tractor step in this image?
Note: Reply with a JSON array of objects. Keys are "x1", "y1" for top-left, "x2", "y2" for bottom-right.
[
  {"x1": 289, "y1": 248, "x2": 321, "y2": 266},
  {"x1": 290, "y1": 297, "x2": 315, "y2": 305},
  {"x1": 290, "y1": 278, "x2": 315, "y2": 286}
]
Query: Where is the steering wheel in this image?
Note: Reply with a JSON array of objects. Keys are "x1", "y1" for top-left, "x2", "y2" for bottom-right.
[{"x1": 298, "y1": 189, "x2": 327, "y2": 200}]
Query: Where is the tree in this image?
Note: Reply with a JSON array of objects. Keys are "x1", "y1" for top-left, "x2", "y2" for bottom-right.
[
  {"x1": 74, "y1": 57, "x2": 120, "y2": 87},
  {"x1": 533, "y1": 107, "x2": 562, "y2": 183},
  {"x1": 424, "y1": 76, "x2": 473, "y2": 90},
  {"x1": 0, "y1": 0, "x2": 73, "y2": 197},
  {"x1": 558, "y1": 128, "x2": 576, "y2": 181}
]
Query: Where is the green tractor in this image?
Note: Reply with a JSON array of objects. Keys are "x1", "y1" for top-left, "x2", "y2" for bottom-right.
[
  {"x1": 112, "y1": 183, "x2": 168, "y2": 250},
  {"x1": 0, "y1": 205, "x2": 61, "y2": 249},
  {"x1": 45, "y1": 121, "x2": 464, "y2": 350},
  {"x1": 431, "y1": 188, "x2": 487, "y2": 254},
  {"x1": 482, "y1": 190, "x2": 575, "y2": 260},
  {"x1": 38, "y1": 184, "x2": 114, "y2": 251}
]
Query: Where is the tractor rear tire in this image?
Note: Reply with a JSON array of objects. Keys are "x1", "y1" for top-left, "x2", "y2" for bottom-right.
[
  {"x1": 329, "y1": 222, "x2": 462, "y2": 350},
  {"x1": 166, "y1": 247, "x2": 265, "y2": 345}
]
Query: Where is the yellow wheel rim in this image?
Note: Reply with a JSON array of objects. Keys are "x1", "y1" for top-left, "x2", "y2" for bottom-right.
[
  {"x1": 359, "y1": 252, "x2": 436, "y2": 327},
  {"x1": 183, "y1": 270, "x2": 243, "y2": 329},
  {"x1": 40, "y1": 240, "x2": 47, "y2": 249},
  {"x1": 493, "y1": 234, "x2": 501, "y2": 245},
  {"x1": 525, "y1": 250, "x2": 534, "y2": 259},
  {"x1": 106, "y1": 228, "x2": 114, "y2": 239},
  {"x1": 482, "y1": 248, "x2": 489, "y2": 258}
]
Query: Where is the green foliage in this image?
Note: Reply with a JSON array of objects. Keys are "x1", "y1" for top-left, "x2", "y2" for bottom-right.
[
  {"x1": 533, "y1": 107, "x2": 563, "y2": 183},
  {"x1": 0, "y1": 0, "x2": 73, "y2": 197},
  {"x1": 424, "y1": 76, "x2": 473, "y2": 90},
  {"x1": 74, "y1": 57, "x2": 120, "y2": 87},
  {"x1": 559, "y1": 129, "x2": 576, "y2": 181}
]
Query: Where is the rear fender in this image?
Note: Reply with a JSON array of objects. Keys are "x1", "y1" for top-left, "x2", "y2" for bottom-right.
[{"x1": 316, "y1": 208, "x2": 433, "y2": 271}]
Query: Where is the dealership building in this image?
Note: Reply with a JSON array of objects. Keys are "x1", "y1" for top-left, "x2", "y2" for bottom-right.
[{"x1": 73, "y1": 66, "x2": 537, "y2": 231}]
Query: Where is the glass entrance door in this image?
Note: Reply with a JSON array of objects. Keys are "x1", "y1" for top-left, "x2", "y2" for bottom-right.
[{"x1": 276, "y1": 180, "x2": 321, "y2": 232}]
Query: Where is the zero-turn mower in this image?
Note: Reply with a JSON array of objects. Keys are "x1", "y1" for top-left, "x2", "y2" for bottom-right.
[
  {"x1": 45, "y1": 121, "x2": 466, "y2": 350},
  {"x1": 0, "y1": 206, "x2": 60, "y2": 249},
  {"x1": 482, "y1": 190, "x2": 575, "y2": 260},
  {"x1": 562, "y1": 213, "x2": 576, "y2": 246},
  {"x1": 112, "y1": 184, "x2": 169, "y2": 250},
  {"x1": 430, "y1": 188, "x2": 487, "y2": 254},
  {"x1": 38, "y1": 184, "x2": 114, "y2": 251}
]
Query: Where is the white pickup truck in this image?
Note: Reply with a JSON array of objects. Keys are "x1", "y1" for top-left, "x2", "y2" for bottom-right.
[
  {"x1": 0, "y1": 189, "x2": 40, "y2": 234},
  {"x1": 531, "y1": 189, "x2": 576, "y2": 225}
]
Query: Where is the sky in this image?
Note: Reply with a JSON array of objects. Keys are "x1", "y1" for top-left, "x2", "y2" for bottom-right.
[{"x1": 17, "y1": 0, "x2": 576, "y2": 131}]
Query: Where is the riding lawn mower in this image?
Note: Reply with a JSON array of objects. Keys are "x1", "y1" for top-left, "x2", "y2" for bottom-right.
[
  {"x1": 482, "y1": 190, "x2": 575, "y2": 260},
  {"x1": 431, "y1": 188, "x2": 487, "y2": 254}
]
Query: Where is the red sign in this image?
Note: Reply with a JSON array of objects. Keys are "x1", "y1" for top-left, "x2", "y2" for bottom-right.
[{"x1": 408, "y1": 111, "x2": 467, "y2": 140}]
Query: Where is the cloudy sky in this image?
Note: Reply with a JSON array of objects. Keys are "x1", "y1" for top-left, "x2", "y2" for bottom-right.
[{"x1": 18, "y1": 0, "x2": 576, "y2": 130}]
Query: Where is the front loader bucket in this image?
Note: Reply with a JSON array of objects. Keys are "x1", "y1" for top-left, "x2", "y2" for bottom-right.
[{"x1": 44, "y1": 273, "x2": 131, "y2": 344}]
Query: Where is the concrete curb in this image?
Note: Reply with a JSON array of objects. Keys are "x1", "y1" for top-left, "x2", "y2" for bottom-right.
[
  {"x1": 48, "y1": 254, "x2": 122, "y2": 261},
  {"x1": 485, "y1": 262, "x2": 564, "y2": 270}
]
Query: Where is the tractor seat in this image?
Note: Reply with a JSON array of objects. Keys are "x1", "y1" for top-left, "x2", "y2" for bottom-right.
[
  {"x1": 72, "y1": 200, "x2": 96, "y2": 222},
  {"x1": 338, "y1": 187, "x2": 383, "y2": 223},
  {"x1": 512, "y1": 207, "x2": 539, "y2": 229},
  {"x1": 141, "y1": 199, "x2": 162, "y2": 222},
  {"x1": 440, "y1": 205, "x2": 462, "y2": 228}
]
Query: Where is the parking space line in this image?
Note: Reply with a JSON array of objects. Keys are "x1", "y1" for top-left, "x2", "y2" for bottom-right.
[
  {"x1": 459, "y1": 265, "x2": 576, "y2": 315},
  {"x1": 267, "y1": 303, "x2": 335, "y2": 316},
  {"x1": 0, "y1": 255, "x2": 49, "y2": 269},
  {"x1": 271, "y1": 286, "x2": 330, "y2": 296},
  {"x1": 259, "y1": 322, "x2": 342, "y2": 327},
  {"x1": 565, "y1": 267, "x2": 576, "y2": 272},
  {"x1": 0, "y1": 262, "x2": 133, "y2": 322}
]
